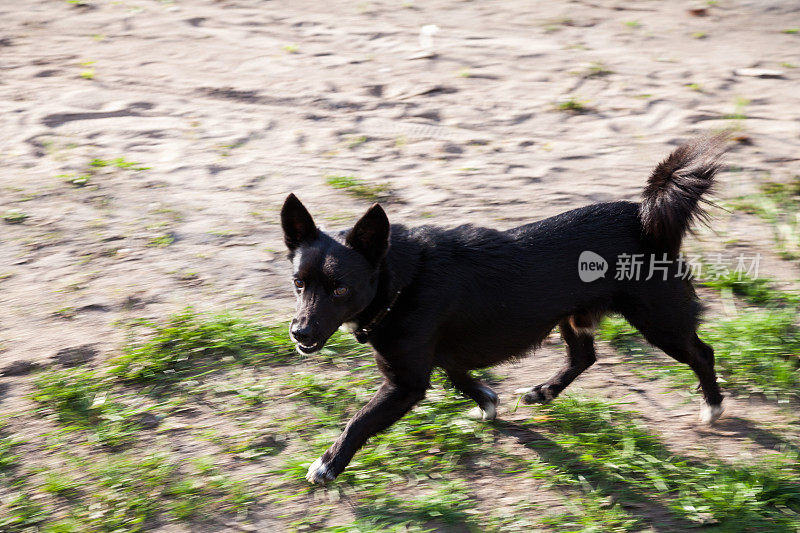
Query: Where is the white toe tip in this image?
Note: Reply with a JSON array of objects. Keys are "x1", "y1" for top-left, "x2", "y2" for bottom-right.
[
  {"x1": 700, "y1": 403, "x2": 724, "y2": 425},
  {"x1": 305, "y1": 457, "x2": 331, "y2": 484},
  {"x1": 467, "y1": 404, "x2": 496, "y2": 421},
  {"x1": 467, "y1": 406, "x2": 484, "y2": 420}
]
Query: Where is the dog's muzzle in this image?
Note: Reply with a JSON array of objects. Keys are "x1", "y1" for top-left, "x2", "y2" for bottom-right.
[{"x1": 294, "y1": 340, "x2": 324, "y2": 354}]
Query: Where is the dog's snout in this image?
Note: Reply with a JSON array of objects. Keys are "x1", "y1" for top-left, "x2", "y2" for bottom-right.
[{"x1": 291, "y1": 322, "x2": 314, "y2": 345}]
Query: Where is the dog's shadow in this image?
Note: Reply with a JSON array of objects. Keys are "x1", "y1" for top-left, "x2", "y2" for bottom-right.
[
  {"x1": 703, "y1": 416, "x2": 800, "y2": 455},
  {"x1": 491, "y1": 419, "x2": 705, "y2": 532}
]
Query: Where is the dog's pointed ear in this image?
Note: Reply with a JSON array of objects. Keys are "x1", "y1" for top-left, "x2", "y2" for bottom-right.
[
  {"x1": 281, "y1": 193, "x2": 318, "y2": 251},
  {"x1": 346, "y1": 203, "x2": 390, "y2": 265}
]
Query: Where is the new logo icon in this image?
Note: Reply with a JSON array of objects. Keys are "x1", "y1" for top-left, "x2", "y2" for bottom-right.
[{"x1": 578, "y1": 251, "x2": 608, "y2": 282}]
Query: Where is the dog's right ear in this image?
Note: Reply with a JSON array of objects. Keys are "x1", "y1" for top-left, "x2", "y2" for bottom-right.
[{"x1": 281, "y1": 193, "x2": 318, "y2": 251}]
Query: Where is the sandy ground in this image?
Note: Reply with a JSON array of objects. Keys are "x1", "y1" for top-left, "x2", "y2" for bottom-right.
[
  {"x1": 1, "y1": 0, "x2": 799, "y2": 528},
  {"x1": 2, "y1": 0, "x2": 800, "y2": 369}
]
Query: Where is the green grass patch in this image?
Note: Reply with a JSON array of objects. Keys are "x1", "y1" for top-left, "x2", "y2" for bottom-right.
[
  {"x1": 111, "y1": 310, "x2": 297, "y2": 385},
  {"x1": 596, "y1": 315, "x2": 640, "y2": 347},
  {"x1": 0, "y1": 493, "x2": 48, "y2": 530},
  {"x1": 2, "y1": 209, "x2": 28, "y2": 224},
  {"x1": 90, "y1": 157, "x2": 150, "y2": 171},
  {"x1": 275, "y1": 370, "x2": 537, "y2": 529},
  {"x1": 279, "y1": 371, "x2": 494, "y2": 490},
  {"x1": 577, "y1": 61, "x2": 613, "y2": 78},
  {"x1": 111, "y1": 309, "x2": 367, "y2": 386},
  {"x1": 327, "y1": 481, "x2": 479, "y2": 532},
  {"x1": 10, "y1": 301, "x2": 800, "y2": 531},
  {"x1": 346, "y1": 135, "x2": 368, "y2": 149},
  {"x1": 728, "y1": 175, "x2": 800, "y2": 257},
  {"x1": 325, "y1": 175, "x2": 391, "y2": 201},
  {"x1": 723, "y1": 97, "x2": 750, "y2": 120},
  {"x1": 56, "y1": 173, "x2": 92, "y2": 187},
  {"x1": 532, "y1": 397, "x2": 800, "y2": 532},
  {"x1": 701, "y1": 271, "x2": 800, "y2": 307},
  {"x1": 555, "y1": 98, "x2": 589, "y2": 113},
  {"x1": 0, "y1": 424, "x2": 20, "y2": 474},
  {"x1": 31, "y1": 368, "x2": 142, "y2": 447},
  {"x1": 51, "y1": 454, "x2": 251, "y2": 531},
  {"x1": 147, "y1": 233, "x2": 174, "y2": 247},
  {"x1": 703, "y1": 309, "x2": 800, "y2": 400},
  {"x1": 527, "y1": 397, "x2": 800, "y2": 530}
]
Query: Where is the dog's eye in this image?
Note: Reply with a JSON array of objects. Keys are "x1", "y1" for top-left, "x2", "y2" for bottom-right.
[
  {"x1": 333, "y1": 287, "x2": 348, "y2": 297},
  {"x1": 293, "y1": 279, "x2": 305, "y2": 289}
]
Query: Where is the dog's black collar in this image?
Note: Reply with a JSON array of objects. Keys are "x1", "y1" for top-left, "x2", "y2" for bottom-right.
[{"x1": 353, "y1": 288, "x2": 402, "y2": 343}]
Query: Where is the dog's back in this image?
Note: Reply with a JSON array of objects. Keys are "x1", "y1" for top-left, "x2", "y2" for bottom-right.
[{"x1": 395, "y1": 201, "x2": 647, "y2": 369}]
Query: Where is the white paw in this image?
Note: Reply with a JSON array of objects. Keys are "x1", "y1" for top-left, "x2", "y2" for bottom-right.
[
  {"x1": 467, "y1": 402, "x2": 497, "y2": 421},
  {"x1": 699, "y1": 403, "x2": 724, "y2": 425},
  {"x1": 305, "y1": 457, "x2": 335, "y2": 484},
  {"x1": 515, "y1": 385, "x2": 554, "y2": 404}
]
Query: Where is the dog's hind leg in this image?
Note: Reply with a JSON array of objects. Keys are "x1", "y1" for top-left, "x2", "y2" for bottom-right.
[
  {"x1": 691, "y1": 335, "x2": 724, "y2": 423},
  {"x1": 446, "y1": 369, "x2": 499, "y2": 421},
  {"x1": 618, "y1": 287, "x2": 724, "y2": 424},
  {"x1": 634, "y1": 327, "x2": 723, "y2": 424},
  {"x1": 516, "y1": 313, "x2": 598, "y2": 404}
]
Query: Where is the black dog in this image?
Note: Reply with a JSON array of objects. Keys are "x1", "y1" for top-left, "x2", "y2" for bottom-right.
[{"x1": 281, "y1": 136, "x2": 725, "y2": 484}]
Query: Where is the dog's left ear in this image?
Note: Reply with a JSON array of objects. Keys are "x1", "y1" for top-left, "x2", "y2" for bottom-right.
[
  {"x1": 281, "y1": 193, "x2": 318, "y2": 251},
  {"x1": 347, "y1": 203, "x2": 390, "y2": 265}
]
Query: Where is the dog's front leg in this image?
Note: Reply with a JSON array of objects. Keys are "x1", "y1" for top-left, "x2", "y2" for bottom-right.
[{"x1": 306, "y1": 380, "x2": 426, "y2": 484}]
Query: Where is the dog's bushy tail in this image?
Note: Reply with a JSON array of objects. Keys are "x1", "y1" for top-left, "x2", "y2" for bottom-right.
[{"x1": 639, "y1": 135, "x2": 726, "y2": 255}]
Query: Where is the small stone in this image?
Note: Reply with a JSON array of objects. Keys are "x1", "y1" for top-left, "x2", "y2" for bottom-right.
[
  {"x1": 734, "y1": 68, "x2": 785, "y2": 79},
  {"x1": 52, "y1": 345, "x2": 98, "y2": 367},
  {"x1": 440, "y1": 142, "x2": 464, "y2": 154},
  {"x1": 407, "y1": 50, "x2": 437, "y2": 60},
  {"x1": 364, "y1": 84, "x2": 384, "y2": 97},
  {"x1": 410, "y1": 109, "x2": 441, "y2": 121}
]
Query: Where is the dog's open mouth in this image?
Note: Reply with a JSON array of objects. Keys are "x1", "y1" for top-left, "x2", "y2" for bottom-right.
[{"x1": 296, "y1": 341, "x2": 324, "y2": 354}]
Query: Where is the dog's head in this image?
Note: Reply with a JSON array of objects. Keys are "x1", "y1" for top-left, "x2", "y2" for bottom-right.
[{"x1": 281, "y1": 193, "x2": 390, "y2": 353}]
